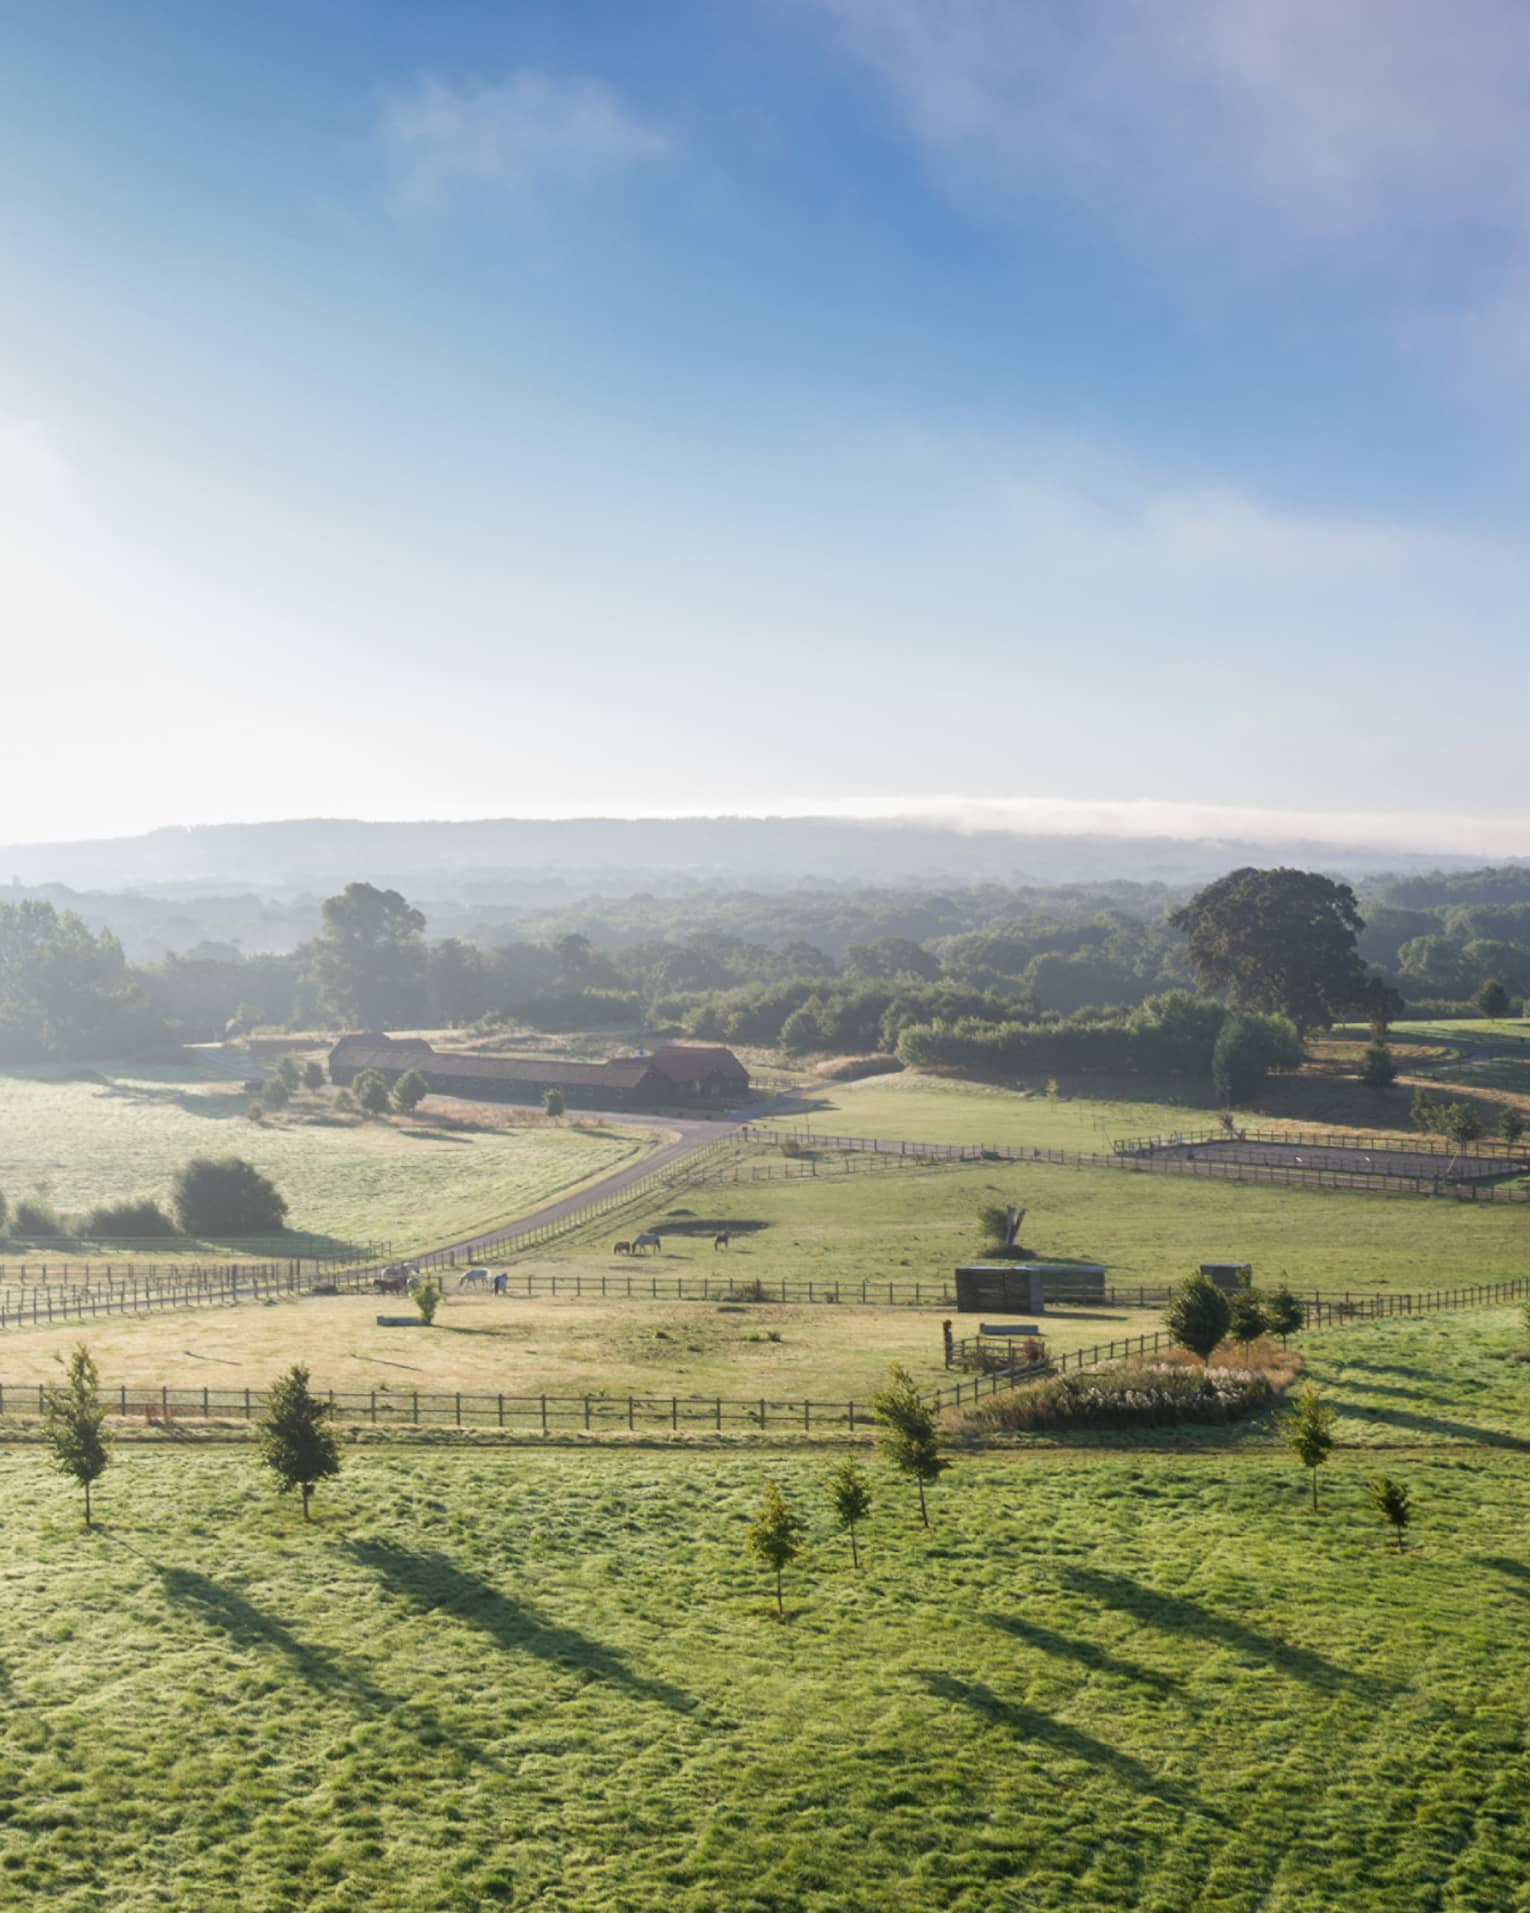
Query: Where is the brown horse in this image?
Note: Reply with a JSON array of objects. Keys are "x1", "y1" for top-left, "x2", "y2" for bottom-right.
[
  {"x1": 613, "y1": 1240, "x2": 633, "y2": 1256},
  {"x1": 713, "y1": 1232, "x2": 730, "y2": 1250}
]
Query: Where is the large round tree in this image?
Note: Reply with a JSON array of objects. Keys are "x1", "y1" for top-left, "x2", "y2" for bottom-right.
[{"x1": 1171, "y1": 867, "x2": 1370, "y2": 1034}]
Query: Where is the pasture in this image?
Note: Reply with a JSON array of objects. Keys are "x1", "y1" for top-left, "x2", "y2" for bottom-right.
[
  {"x1": 6, "y1": 1305, "x2": 1530, "y2": 1910},
  {"x1": 765, "y1": 1066, "x2": 1455, "y2": 1154},
  {"x1": 525, "y1": 1146, "x2": 1530, "y2": 1300},
  {"x1": 0, "y1": 1066, "x2": 653, "y2": 1259},
  {"x1": 0, "y1": 1289, "x2": 1161, "y2": 1401}
]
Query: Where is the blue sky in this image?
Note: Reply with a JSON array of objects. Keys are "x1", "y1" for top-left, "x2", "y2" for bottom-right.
[{"x1": 4, "y1": 0, "x2": 1529, "y2": 851}]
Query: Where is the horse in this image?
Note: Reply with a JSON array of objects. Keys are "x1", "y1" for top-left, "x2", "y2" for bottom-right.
[
  {"x1": 713, "y1": 1232, "x2": 730, "y2": 1251},
  {"x1": 458, "y1": 1268, "x2": 489, "y2": 1290},
  {"x1": 633, "y1": 1231, "x2": 661, "y2": 1254},
  {"x1": 612, "y1": 1240, "x2": 633, "y2": 1256},
  {"x1": 374, "y1": 1271, "x2": 409, "y2": 1295}
]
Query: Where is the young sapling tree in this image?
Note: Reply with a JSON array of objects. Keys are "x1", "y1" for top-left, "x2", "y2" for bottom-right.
[
  {"x1": 1280, "y1": 1383, "x2": 1338, "y2": 1511},
  {"x1": 1367, "y1": 1475, "x2": 1412, "y2": 1553},
  {"x1": 1164, "y1": 1274, "x2": 1231, "y2": 1366},
  {"x1": 747, "y1": 1480, "x2": 806, "y2": 1617},
  {"x1": 1264, "y1": 1285, "x2": 1305, "y2": 1347},
  {"x1": 1226, "y1": 1289, "x2": 1268, "y2": 1356},
  {"x1": 827, "y1": 1457, "x2": 873, "y2": 1569},
  {"x1": 258, "y1": 1364, "x2": 341, "y2": 1521},
  {"x1": 869, "y1": 1365, "x2": 951, "y2": 1528},
  {"x1": 42, "y1": 1343, "x2": 112, "y2": 1527}
]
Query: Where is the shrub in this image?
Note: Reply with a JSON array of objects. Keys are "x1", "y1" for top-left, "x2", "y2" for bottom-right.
[
  {"x1": 542, "y1": 1086, "x2": 565, "y2": 1119},
  {"x1": 413, "y1": 1279, "x2": 441, "y2": 1325},
  {"x1": 957, "y1": 1351, "x2": 1293, "y2": 1434},
  {"x1": 273, "y1": 1054, "x2": 301, "y2": 1091},
  {"x1": 12, "y1": 1197, "x2": 62, "y2": 1237},
  {"x1": 393, "y1": 1068, "x2": 429, "y2": 1114},
  {"x1": 1359, "y1": 1041, "x2": 1396, "y2": 1088},
  {"x1": 172, "y1": 1157, "x2": 287, "y2": 1237},
  {"x1": 1502, "y1": 1107, "x2": 1526, "y2": 1149},
  {"x1": 332, "y1": 1088, "x2": 357, "y2": 1113},
  {"x1": 352, "y1": 1069, "x2": 391, "y2": 1116},
  {"x1": 261, "y1": 1077, "x2": 292, "y2": 1111},
  {"x1": 813, "y1": 1054, "x2": 903, "y2": 1082},
  {"x1": 302, "y1": 1060, "x2": 325, "y2": 1092},
  {"x1": 976, "y1": 1201, "x2": 1012, "y2": 1247},
  {"x1": 84, "y1": 1199, "x2": 177, "y2": 1239}
]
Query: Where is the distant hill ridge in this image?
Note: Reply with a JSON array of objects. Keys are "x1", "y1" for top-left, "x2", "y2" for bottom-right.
[{"x1": 1, "y1": 814, "x2": 1510, "y2": 895}]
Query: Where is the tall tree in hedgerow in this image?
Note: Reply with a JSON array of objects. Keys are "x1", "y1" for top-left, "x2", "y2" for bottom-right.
[
  {"x1": 258, "y1": 1365, "x2": 340, "y2": 1521},
  {"x1": 1280, "y1": 1383, "x2": 1337, "y2": 1511},
  {"x1": 1264, "y1": 1285, "x2": 1305, "y2": 1346},
  {"x1": 1170, "y1": 866, "x2": 1370, "y2": 1034},
  {"x1": 827, "y1": 1457, "x2": 874, "y2": 1569},
  {"x1": 1367, "y1": 1475, "x2": 1412, "y2": 1553},
  {"x1": 1164, "y1": 1274, "x2": 1230, "y2": 1366},
  {"x1": 746, "y1": 1480, "x2": 806, "y2": 1617},
  {"x1": 42, "y1": 1343, "x2": 112, "y2": 1526},
  {"x1": 1474, "y1": 978, "x2": 1511, "y2": 1019},
  {"x1": 1502, "y1": 1106, "x2": 1527, "y2": 1150},
  {"x1": 869, "y1": 1365, "x2": 950, "y2": 1527}
]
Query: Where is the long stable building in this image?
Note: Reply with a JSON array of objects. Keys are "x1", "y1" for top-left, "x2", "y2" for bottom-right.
[{"x1": 328, "y1": 1033, "x2": 749, "y2": 1112}]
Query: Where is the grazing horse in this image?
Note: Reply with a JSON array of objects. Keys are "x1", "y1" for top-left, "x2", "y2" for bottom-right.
[
  {"x1": 612, "y1": 1240, "x2": 633, "y2": 1256},
  {"x1": 458, "y1": 1268, "x2": 489, "y2": 1290},
  {"x1": 374, "y1": 1271, "x2": 409, "y2": 1295},
  {"x1": 633, "y1": 1231, "x2": 661, "y2": 1254},
  {"x1": 713, "y1": 1232, "x2": 730, "y2": 1251}
]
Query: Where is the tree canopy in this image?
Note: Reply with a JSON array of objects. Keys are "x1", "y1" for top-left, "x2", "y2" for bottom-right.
[
  {"x1": 1171, "y1": 867, "x2": 1370, "y2": 1033},
  {"x1": 315, "y1": 883, "x2": 427, "y2": 1029}
]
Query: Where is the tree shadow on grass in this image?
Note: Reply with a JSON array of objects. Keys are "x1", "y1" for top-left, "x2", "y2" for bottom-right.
[
  {"x1": 1335, "y1": 1359, "x2": 1442, "y2": 1385},
  {"x1": 96, "y1": 1080, "x2": 251, "y2": 1121},
  {"x1": 342, "y1": 1539, "x2": 695, "y2": 1714},
  {"x1": 154, "y1": 1562, "x2": 389, "y2": 1709},
  {"x1": 1334, "y1": 1402, "x2": 1530, "y2": 1452},
  {"x1": 1480, "y1": 1557, "x2": 1530, "y2": 1597},
  {"x1": 984, "y1": 1615, "x2": 1180, "y2": 1699},
  {"x1": 149, "y1": 1558, "x2": 508, "y2": 1770},
  {"x1": 916, "y1": 1672, "x2": 1217, "y2": 1822},
  {"x1": 1059, "y1": 1567, "x2": 1393, "y2": 1697}
]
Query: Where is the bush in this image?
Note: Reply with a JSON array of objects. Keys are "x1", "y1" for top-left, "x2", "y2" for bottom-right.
[
  {"x1": 1359, "y1": 1041, "x2": 1396, "y2": 1088},
  {"x1": 12, "y1": 1197, "x2": 63, "y2": 1237},
  {"x1": 83, "y1": 1199, "x2": 178, "y2": 1239},
  {"x1": 302, "y1": 1061, "x2": 325, "y2": 1092},
  {"x1": 542, "y1": 1086, "x2": 565, "y2": 1119},
  {"x1": 352, "y1": 1069, "x2": 391, "y2": 1116},
  {"x1": 172, "y1": 1157, "x2": 288, "y2": 1237},
  {"x1": 956, "y1": 1350, "x2": 1294, "y2": 1434},
  {"x1": 813, "y1": 1054, "x2": 903, "y2": 1082},
  {"x1": 1475, "y1": 978, "x2": 1511, "y2": 1018},
  {"x1": 261, "y1": 1077, "x2": 292, "y2": 1111},
  {"x1": 393, "y1": 1068, "x2": 429, "y2": 1114}
]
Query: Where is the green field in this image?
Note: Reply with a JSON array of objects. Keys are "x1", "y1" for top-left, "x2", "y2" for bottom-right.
[
  {"x1": 765, "y1": 1068, "x2": 1439, "y2": 1153},
  {"x1": 0, "y1": 1289, "x2": 1156, "y2": 1399},
  {"x1": 0, "y1": 1066, "x2": 653, "y2": 1258},
  {"x1": 1337, "y1": 1016, "x2": 1530, "y2": 1052},
  {"x1": 5, "y1": 1305, "x2": 1530, "y2": 1910},
  {"x1": 522, "y1": 1146, "x2": 1530, "y2": 1300}
]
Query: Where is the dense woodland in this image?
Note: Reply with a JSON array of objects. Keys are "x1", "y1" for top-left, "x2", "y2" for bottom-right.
[{"x1": 5, "y1": 863, "x2": 1529, "y2": 1086}]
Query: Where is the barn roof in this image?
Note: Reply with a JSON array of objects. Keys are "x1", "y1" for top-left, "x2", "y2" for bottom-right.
[
  {"x1": 642, "y1": 1044, "x2": 749, "y2": 1082},
  {"x1": 423, "y1": 1052, "x2": 657, "y2": 1091}
]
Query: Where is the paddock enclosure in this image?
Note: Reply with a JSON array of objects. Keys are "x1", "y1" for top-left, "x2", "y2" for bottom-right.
[{"x1": 1113, "y1": 1127, "x2": 1530, "y2": 1186}]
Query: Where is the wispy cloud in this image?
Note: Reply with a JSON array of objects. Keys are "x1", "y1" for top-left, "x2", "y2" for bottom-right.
[
  {"x1": 375, "y1": 71, "x2": 673, "y2": 210},
  {"x1": 816, "y1": 0, "x2": 1530, "y2": 247}
]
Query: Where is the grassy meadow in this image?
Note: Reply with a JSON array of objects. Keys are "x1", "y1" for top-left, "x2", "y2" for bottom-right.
[
  {"x1": 0, "y1": 1066, "x2": 654, "y2": 1259},
  {"x1": 765, "y1": 1064, "x2": 1467, "y2": 1153},
  {"x1": 522, "y1": 1144, "x2": 1530, "y2": 1301},
  {"x1": 6, "y1": 1303, "x2": 1530, "y2": 1910},
  {"x1": 0, "y1": 1290, "x2": 1158, "y2": 1399}
]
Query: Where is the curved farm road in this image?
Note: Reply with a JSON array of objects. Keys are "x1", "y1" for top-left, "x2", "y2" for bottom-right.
[{"x1": 390, "y1": 1090, "x2": 808, "y2": 1271}]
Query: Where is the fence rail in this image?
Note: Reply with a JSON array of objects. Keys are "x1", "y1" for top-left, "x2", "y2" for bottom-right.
[
  {"x1": 3, "y1": 1273, "x2": 1528, "y2": 1434},
  {"x1": 749, "y1": 1126, "x2": 1530, "y2": 1201}
]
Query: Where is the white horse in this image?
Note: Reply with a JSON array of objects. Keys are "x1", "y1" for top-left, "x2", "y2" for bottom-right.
[
  {"x1": 633, "y1": 1231, "x2": 662, "y2": 1254},
  {"x1": 458, "y1": 1267, "x2": 490, "y2": 1289}
]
